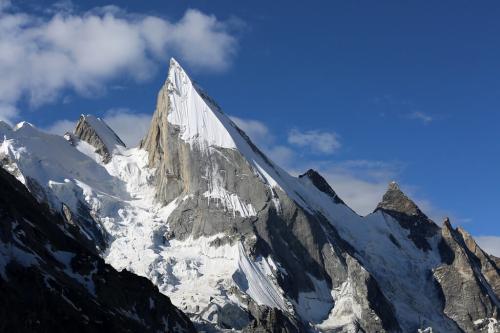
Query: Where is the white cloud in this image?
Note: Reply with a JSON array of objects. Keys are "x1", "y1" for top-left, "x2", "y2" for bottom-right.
[
  {"x1": 230, "y1": 115, "x2": 295, "y2": 168},
  {"x1": 167, "y1": 9, "x2": 237, "y2": 71},
  {"x1": 45, "y1": 108, "x2": 152, "y2": 147},
  {"x1": 0, "y1": 5, "x2": 238, "y2": 123},
  {"x1": 0, "y1": 0, "x2": 10, "y2": 10},
  {"x1": 475, "y1": 236, "x2": 500, "y2": 257},
  {"x1": 44, "y1": 118, "x2": 75, "y2": 135},
  {"x1": 230, "y1": 116, "x2": 271, "y2": 143},
  {"x1": 0, "y1": 104, "x2": 17, "y2": 125},
  {"x1": 265, "y1": 145, "x2": 295, "y2": 168},
  {"x1": 321, "y1": 170, "x2": 390, "y2": 215},
  {"x1": 288, "y1": 129, "x2": 341, "y2": 154},
  {"x1": 409, "y1": 111, "x2": 433, "y2": 123},
  {"x1": 101, "y1": 109, "x2": 151, "y2": 147}
]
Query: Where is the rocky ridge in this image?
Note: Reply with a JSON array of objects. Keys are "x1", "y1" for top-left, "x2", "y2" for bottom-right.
[{"x1": 73, "y1": 115, "x2": 126, "y2": 163}]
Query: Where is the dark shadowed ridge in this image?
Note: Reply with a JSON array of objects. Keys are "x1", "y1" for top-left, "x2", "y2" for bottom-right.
[{"x1": 0, "y1": 167, "x2": 196, "y2": 333}]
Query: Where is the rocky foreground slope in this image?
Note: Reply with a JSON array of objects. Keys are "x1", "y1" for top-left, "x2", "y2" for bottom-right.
[
  {"x1": 0, "y1": 167, "x2": 196, "y2": 332},
  {"x1": 0, "y1": 58, "x2": 498, "y2": 332}
]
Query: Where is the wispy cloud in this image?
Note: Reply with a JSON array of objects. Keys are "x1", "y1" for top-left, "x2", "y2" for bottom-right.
[
  {"x1": 375, "y1": 95, "x2": 434, "y2": 124},
  {"x1": 409, "y1": 111, "x2": 433, "y2": 124},
  {"x1": 288, "y1": 129, "x2": 341, "y2": 154},
  {"x1": 230, "y1": 116, "x2": 272, "y2": 143},
  {"x1": 475, "y1": 236, "x2": 500, "y2": 257},
  {"x1": 0, "y1": 4, "x2": 239, "y2": 123},
  {"x1": 230, "y1": 116, "x2": 294, "y2": 167},
  {"x1": 44, "y1": 119, "x2": 75, "y2": 136},
  {"x1": 100, "y1": 109, "x2": 152, "y2": 146}
]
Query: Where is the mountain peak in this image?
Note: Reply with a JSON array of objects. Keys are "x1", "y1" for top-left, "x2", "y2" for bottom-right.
[
  {"x1": 169, "y1": 56, "x2": 180, "y2": 67},
  {"x1": 388, "y1": 180, "x2": 400, "y2": 191},
  {"x1": 14, "y1": 121, "x2": 35, "y2": 131},
  {"x1": 74, "y1": 114, "x2": 125, "y2": 163},
  {"x1": 377, "y1": 181, "x2": 422, "y2": 217},
  {"x1": 376, "y1": 181, "x2": 439, "y2": 251},
  {"x1": 167, "y1": 57, "x2": 188, "y2": 86},
  {"x1": 299, "y1": 169, "x2": 345, "y2": 205},
  {"x1": 141, "y1": 57, "x2": 238, "y2": 166}
]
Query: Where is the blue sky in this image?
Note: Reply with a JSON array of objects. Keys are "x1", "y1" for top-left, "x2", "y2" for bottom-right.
[{"x1": 0, "y1": 1, "x2": 499, "y2": 253}]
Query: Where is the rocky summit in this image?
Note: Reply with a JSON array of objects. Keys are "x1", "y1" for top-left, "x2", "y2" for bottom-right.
[{"x1": 0, "y1": 59, "x2": 498, "y2": 332}]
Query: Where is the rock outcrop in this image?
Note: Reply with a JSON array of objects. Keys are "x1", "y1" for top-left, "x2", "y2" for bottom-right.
[
  {"x1": 375, "y1": 181, "x2": 439, "y2": 251},
  {"x1": 433, "y1": 218, "x2": 499, "y2": 333},
  {"x1": 298, "y1": 169, "x2": 346, "y2": 205},
  {"x1": 74, "y1": 115, "x2": 125, "y2": 163}
]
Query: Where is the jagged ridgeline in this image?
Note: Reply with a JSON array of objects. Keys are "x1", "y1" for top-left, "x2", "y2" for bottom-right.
[{"x1": 0, "y1": 59, "x2": 498, "y2": 332}]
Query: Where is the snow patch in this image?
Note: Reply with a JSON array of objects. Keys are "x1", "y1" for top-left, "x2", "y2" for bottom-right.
[
  {"x1": 316, "y1": 280, "x2": 362, "y2": 331},
  {"x1": 203, "y1": 185, "x2": 256, "y2": 218},
  {"x1": 295, "y1": 274, "x2": 333, "y2": 323},
  {"x1": 235, "y1": 243, "x2": 288, "y2": 312}
]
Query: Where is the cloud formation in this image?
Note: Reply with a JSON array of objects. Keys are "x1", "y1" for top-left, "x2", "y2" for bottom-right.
[
  {"x1": 288, "y1": 129, "x2": 341, "y2": 154},
  {"x1": 374, "y1": 95, "x2": 434, "y2": 124},
  {"x1": 230, "y1": 116, "x2": 295, "y2": 167},
  {"x1": 101, "y1": 109, "x2": 152, "y2": 147},
  {"x1": 475, "y1": 236, "x2": 500, "y2": 257},
  {"x1": 409, "y1": 111, "x2": 433, "y2": 124},
  {"x1": 0, "y1": 4, "x2": 238, "y2": 123},
  {"x1": 230, "y1": 116, "x2": 272, "y2": 143}
]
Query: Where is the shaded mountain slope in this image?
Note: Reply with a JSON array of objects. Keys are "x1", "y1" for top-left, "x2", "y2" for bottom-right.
[{"x1": 0, "y1": 167, "x2": 195, "y2": 333}]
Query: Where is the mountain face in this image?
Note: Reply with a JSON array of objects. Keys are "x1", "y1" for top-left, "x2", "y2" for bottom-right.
[
  {"x1": 375, "y1": 181, "x2": 440, "y2": 251},
  {"x1": 0, "y1": 58, "x2": 499, "y2": 333},
  {"x1": 0, "y1": 167, "x2": 195, "y2": 333}
]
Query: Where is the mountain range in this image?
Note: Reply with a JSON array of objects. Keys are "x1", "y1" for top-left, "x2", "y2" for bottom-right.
[{"x1": 0, "y1": 58, "x2": 498, "y2": 333}]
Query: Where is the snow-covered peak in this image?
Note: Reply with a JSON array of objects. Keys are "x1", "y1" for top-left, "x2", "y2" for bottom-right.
[
  {"x1": 14, "y1": 121, "x2": 36, "y2": 131},
  {"x1": 162, "y1": 58, "x2": 237, "y2": 150}
]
